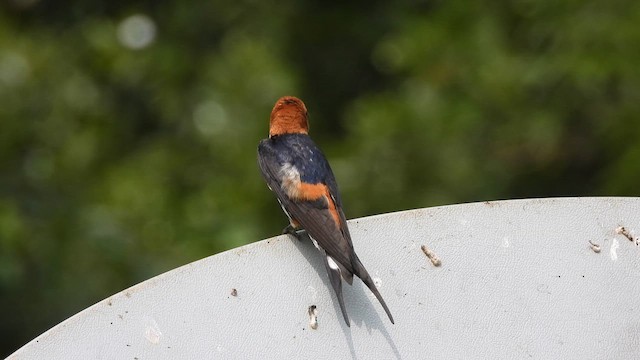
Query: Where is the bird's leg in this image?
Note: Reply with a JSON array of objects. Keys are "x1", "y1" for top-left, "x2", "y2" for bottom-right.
[
  {"x1": 282, "y1": 224, "x2": 297, "y2": 235},
  {"x1": 282, "y1": 224, "x2": 307, "y2": 240}
]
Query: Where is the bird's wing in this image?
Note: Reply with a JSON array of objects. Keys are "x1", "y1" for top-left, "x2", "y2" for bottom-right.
[{"x1": 258, "y1": 141, "x2": 355, "y2": 275}]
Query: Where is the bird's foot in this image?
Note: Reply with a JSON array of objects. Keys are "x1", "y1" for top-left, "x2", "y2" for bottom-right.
[{"x1": 282, "y1": 225, "x2": 307, "y2": 240}]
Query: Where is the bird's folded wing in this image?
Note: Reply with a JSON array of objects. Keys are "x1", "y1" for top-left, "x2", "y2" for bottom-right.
[{"x1": 258, "y1": 148, "x2": 355, "y2": 274}]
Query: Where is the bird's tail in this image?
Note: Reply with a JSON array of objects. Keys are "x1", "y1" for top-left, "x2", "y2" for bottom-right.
[
  {"x1": 352, "y1": 256, "x2": 395, "y2": 324},
  {"x1": 323, "y1": 255, "x2": 351, "y2": 327}
]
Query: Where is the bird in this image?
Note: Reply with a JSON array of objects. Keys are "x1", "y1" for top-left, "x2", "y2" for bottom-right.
[{"x1": 257, "y1": 96, "x2": 394, "y2": 327}]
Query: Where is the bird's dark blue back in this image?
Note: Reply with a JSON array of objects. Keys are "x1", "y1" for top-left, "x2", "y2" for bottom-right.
[{"x1": 259, "y1": 133, "x2": 342, "y2": 204}]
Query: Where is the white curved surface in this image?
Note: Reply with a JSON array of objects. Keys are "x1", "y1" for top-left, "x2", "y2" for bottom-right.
[{"x1": 8, "y1": 197, "x2": 640, "y2": 359}]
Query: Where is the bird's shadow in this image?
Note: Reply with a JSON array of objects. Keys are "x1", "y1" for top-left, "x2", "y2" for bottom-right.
[{"x1": 289, "y1": 233, "x2": 402, "y2": 360}]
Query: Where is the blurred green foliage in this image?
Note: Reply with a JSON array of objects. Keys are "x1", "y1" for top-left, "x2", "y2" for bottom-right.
[{"x1": 1, "y1": 0, "x2": 639, "y2": 355}]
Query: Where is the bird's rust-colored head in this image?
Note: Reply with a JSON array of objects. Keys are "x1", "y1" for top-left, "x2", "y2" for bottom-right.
[{"x1": 269, "y1": 96, "x2": 309, "y2": 137}]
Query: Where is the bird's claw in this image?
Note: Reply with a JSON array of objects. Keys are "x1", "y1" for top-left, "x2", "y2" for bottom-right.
[{"x1": 282, "y1": 224, "x2": 306, "y2": 240}]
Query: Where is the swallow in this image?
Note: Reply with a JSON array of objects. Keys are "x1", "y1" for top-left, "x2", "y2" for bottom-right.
[{"x1": 257, "y1": 96, "x2": 394, "y2": 326}]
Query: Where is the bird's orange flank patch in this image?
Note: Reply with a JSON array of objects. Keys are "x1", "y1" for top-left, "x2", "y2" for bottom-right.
[
  {"x1": 279, "y1": 162, "x2": 341, "y2": 229},
  {"x1": 324, "y1": 190, "x2": 341, "y2": 229},
  {"x1": 296, "y1": 182, "x2": 327, "y2": 201},
  {"x1": 296, "y1": 183, "x2": 341, "y2": 228}
]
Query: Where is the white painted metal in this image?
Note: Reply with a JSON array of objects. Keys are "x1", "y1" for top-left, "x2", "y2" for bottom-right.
[{"x1": 8, "y1": 198, "x2": 640, "y2": 359}]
